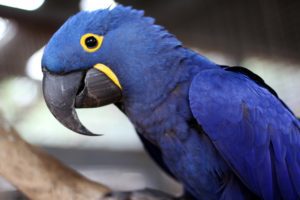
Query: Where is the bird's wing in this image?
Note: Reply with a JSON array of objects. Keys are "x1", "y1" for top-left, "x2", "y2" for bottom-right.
[{"x1": 189, "y1": 67, "x2": 300, "y2": 199}]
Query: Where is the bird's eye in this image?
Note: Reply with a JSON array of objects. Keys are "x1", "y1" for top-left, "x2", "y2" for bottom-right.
[
  {"x1": 85, "y1": 36, "x2": 98, "y2": 48},
  {"x1": 80, "y1": 33, "x2": 103, "y2": 53}
]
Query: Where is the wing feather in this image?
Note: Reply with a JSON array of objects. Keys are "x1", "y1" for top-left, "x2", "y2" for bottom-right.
[{"x1": 189, "y1": 68, "x2": 300, "y2": 199}]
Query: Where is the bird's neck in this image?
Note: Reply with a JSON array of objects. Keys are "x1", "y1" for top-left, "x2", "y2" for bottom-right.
[
  {"x1": 124, "y1": 48, "x2": 217, "y2": 107},
  {"x1": 122, "y1": 49, "x2": 218, "y2": 143}
]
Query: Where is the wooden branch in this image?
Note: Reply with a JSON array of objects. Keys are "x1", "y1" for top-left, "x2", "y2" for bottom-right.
[
  {"x1": 0, "y1": 115, "x2": 110, "y2": 200},
  {"x1": 0, "y1": 115, "x2": 178, "y2": 200}
]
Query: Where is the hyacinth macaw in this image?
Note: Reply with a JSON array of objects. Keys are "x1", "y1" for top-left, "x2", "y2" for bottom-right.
[{"x1": 41, "y1": 6, "x2": 300, "y2": 200}]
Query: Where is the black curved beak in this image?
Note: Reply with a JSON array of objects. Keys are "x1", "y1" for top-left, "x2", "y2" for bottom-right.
[{"x1": 42, "y1": 67, "x2": 122, "y2": 136}]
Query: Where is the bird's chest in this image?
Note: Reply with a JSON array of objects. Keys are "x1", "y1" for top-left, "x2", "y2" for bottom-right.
[
  {"x1": 124, "y1": 92, "x2": 227, "y2": 198},
  {"x1": 159, "y1": 129, "x2": 224, "y2": 196},
  {"x1": 130, "y1": 113, "x2": 225, "y2": 198}
]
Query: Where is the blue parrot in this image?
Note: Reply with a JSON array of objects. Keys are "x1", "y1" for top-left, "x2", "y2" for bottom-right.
[{"x1": 41, "y1": 6, "x2": 300, "y2": 200}]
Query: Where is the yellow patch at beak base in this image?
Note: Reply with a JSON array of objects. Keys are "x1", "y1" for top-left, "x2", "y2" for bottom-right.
[{"x1": 94, "y1": 64, "x2": 122, "y2": 89}]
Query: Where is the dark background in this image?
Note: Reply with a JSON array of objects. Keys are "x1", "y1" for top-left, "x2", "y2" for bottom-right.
[{"x1": 0, "y1": 0, "x2": 300, "y2": 78}]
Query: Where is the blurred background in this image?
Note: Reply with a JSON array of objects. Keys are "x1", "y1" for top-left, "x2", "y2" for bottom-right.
[{"x1": 0, "y1": 0, "x2": 299, "y2": 199}]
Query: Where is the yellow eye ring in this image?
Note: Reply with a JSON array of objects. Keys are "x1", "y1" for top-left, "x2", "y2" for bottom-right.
[{"x1": 80, "y1": 33, "x2": 103, "y2": 53}]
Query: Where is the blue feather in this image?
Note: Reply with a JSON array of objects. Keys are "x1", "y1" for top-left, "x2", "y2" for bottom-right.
[{"x1": 189, "y1": 68, "x2": 300, "y2": 199}]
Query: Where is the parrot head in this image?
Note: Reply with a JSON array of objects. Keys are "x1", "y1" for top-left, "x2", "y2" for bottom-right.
[{"x1": 42, "y1": 6, "x2": 185, "y2": 135}]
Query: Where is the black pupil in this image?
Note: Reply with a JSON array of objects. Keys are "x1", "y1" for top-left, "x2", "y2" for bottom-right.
[{"x1": 85, "y1": 36, "x2": 98, "y2": 48}]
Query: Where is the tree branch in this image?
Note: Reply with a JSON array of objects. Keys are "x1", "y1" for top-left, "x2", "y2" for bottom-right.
[{"x1": 0, "y1": 115, "x2": 177, "y2": 200}]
